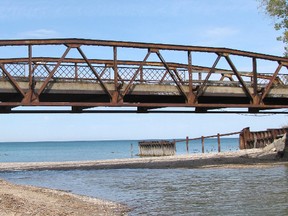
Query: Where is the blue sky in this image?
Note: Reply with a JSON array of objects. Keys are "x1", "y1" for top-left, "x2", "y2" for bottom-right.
[{"x1": 0, "y1": 0, "x2": 287, "y2": 142}]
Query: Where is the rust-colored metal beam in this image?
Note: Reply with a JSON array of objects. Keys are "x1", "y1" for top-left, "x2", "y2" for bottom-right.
[
  {"x1": 187, "y1": 50, "x2": 195, "y2": 104},
  {"x1": 76, "y1": 46, "x2": 112, "y2": 99},
  {"x1": 156, "y1": 51, "x2": 188, "y2": 101},
  {"x1": 224, "y1": 54, "x2": 254, "y2": 102},
  {"x1": 1, "y1": 101, "x2": 288, "y2": 109},
  {"x1": 0, "y1": 38, "x2": 287, "y2": 62},
  {"x1": 260, "y1": 63, "x2": 283, "y2": 102},
  {"x1": 0, "y1": 64, "x2": 25, "y2": 97},
  {"x1": 0, "y1": 38, "x2": 287, "y2": 114},
  {"x1": 196, "y1": 54, "x2": 221, "y2": 98},
  {"x1": 121, "y1": 50, "x2": 152, "y2": 99},
  {"x1": 37, "y1": 46, "x2": 71, "y2": 96},
  {"x1": 0, "y1": 57, "x2": 253, "y2": 76}
]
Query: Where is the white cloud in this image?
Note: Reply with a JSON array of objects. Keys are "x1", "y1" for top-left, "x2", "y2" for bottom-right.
[
  {"x1": 205, "y1": 27, "x2": 239, "y2": 38},
  {"x1": 18, "y1": 29, "x2": 60, "y2": 39}
]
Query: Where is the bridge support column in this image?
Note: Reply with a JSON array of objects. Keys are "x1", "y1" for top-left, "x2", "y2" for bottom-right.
[
  {"x1": 187, "y1": 93, "x2": 196, "y2": 105},
  {"x1": 111, "y1": 91, "x2": 123, "y2": 104},
  {"x1": 21, "y1": 90, "x2": 39, "y2": 105}
]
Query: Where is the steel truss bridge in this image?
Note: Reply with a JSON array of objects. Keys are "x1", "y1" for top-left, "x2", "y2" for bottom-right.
[{"x1": 0, "y1": 38, "x2": 288, "y2": 114}]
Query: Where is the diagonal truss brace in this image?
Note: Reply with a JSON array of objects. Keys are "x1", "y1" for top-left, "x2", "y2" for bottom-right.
[
  {"x1": 260, "y1": 63, "x2": 283, "y2": 102},
  {"x1": 156, "y1": 51, "x2": 188, "y2": 101},
  {"x1": 77, "y1": 47, "x2": 112, "y2": 99},
  {"x1": 196, "y1": 54, "x2": 221, "y2": 98},
  {"x1": 224, "y1": 54, "x2": 254, "y2": 102},
  {"x1": 120, "y1": 50, "x2": 152, "y2": 99},
  {"x1": 0, "y1": 64, "x2": 25, "y2": 97},
  {"x1": 37, "y1": 46, "x2": 71, "y2": 96}
]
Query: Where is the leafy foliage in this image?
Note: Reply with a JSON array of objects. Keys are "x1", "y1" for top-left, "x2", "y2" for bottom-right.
[{"x1": 259, "y1": 0, "x2": 288, "y2": 56}]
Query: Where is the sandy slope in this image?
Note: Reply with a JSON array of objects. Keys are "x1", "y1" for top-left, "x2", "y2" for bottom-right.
[{"x1": 0, "y1": 179, "x2": 128, "y2": 216}]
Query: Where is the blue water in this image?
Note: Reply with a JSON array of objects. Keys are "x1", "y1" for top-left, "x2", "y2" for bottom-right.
[
  {"x1": 3, "y1": 138, "x2": 286, "y2": 216},
  {"x1": 0, "y1": 138, "x2": 239, "y2": 162},
  {"x1": 1, "y1": 166, "x2": 287, "y2": 216}
]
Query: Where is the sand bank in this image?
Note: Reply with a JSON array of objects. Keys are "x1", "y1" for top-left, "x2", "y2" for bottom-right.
[
  {"x1": 0, "y1": 179, "x2": 129, "y2": 216},
  {"x1": 0, "y1": 149, "x2": 287, "y2": 172}
]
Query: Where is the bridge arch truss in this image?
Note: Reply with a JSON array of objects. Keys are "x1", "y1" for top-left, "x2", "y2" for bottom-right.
[{"x1": 0, "y1": 38, "x2": 287, "y2": 113}]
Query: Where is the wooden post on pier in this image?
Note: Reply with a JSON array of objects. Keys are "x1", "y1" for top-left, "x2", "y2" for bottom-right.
[
  {"x1": 217, "y1": 133, "x2": 221, "y2": 152},
  {"x1": 186, "y1": 136, "x2": 189, "y2": 154},
  {"x1": 201, "y1": 136, "x2": 205, "y2": 153},
  {"x1": 130, "y1": 143, "x2": 134, "y2": 158}
]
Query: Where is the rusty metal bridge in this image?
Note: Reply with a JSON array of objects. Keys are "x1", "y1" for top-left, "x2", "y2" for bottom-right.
[{"x1": 0, "y1": 38, "x2": 288, "y2": 113}]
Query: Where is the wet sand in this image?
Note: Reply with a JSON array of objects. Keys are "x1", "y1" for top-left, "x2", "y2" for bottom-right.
[{"x1": 0, "y1": 149, "x2": 287, "y2": 216}]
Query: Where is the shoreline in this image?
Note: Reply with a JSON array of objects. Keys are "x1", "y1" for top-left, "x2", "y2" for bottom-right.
[
  {"x1": 0, "y1": 149, "x2": 287, "y2": 216},
  {"x1": 0, "y1": 149, "x2": 287, "y2": 172}
]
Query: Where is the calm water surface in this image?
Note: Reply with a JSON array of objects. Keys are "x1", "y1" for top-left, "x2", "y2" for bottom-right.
[
  {"x1": 0, "y1": 138, "x2": 239, "y2": 162},
  {"x1": 1, "y1": 165, "x2": 287, "y2": 216}
]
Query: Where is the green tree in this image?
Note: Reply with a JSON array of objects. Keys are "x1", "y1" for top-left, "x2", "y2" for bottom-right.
[{"x1": 259, "y1": 0, "x2": 288, "y2": 56}]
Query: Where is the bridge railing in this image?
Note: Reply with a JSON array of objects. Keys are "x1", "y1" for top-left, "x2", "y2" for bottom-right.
[{"x1": 0, "y1": 62, "x2": 286, "y2": 88}]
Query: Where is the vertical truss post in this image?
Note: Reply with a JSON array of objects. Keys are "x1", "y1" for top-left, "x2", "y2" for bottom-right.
[
  {"x1": 140, "y1": 66, "x2": 143, "y2": 83},
  {"x1": 112, "y1": 46, "x2": 120, "y2": 104},
  {"x1": 188, "y1": 51, "x2": 193, "y2": 92},
  {"x1": 252, "y1": 57, "x2": 257, "y2": 96},
  {"x1": 75, "y1": 63, "x2": 78, "y2": 81},
  {"x1": 113, "y1": 46, "x2": 118, "y2": 89},
  {"x1": 252, "y1": 57, "x2": 260, "y2": 105},
  {"x1": 28, "y1": 45, "x2": 33, "y2": 88},
  {"x1": 187, "y1": 51, "x2": 195, "y2": 104},
  {"x1": 22, "y1": 44, "x2": 38, "y2": 104}
]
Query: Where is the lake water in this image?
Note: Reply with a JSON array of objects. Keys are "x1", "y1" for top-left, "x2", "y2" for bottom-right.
[
  {"x1": 0, "y1": 138, "x2": 239, "y2": 162},
  {"x1": 0, "y1": 139, "x2": 287, "y2": 215},
  {"x1": 0, "y1": 166, "x2": 287, "y2": 216}
]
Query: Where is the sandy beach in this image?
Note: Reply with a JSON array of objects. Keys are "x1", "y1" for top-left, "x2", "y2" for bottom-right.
[
  {"x1": 0, "y1": 149, "x2": 287, "y2": 172},
  {"x1": 0, "y1": 178, "x2": 128, "y2": 216},
  {"x1": 0, "y1": 149, "x2": 287, "y2": 216}
]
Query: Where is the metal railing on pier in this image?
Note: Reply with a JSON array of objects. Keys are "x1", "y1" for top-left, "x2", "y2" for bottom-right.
[{"x1": 176, "y1": 131, "x2": 241, "y2": 154}]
